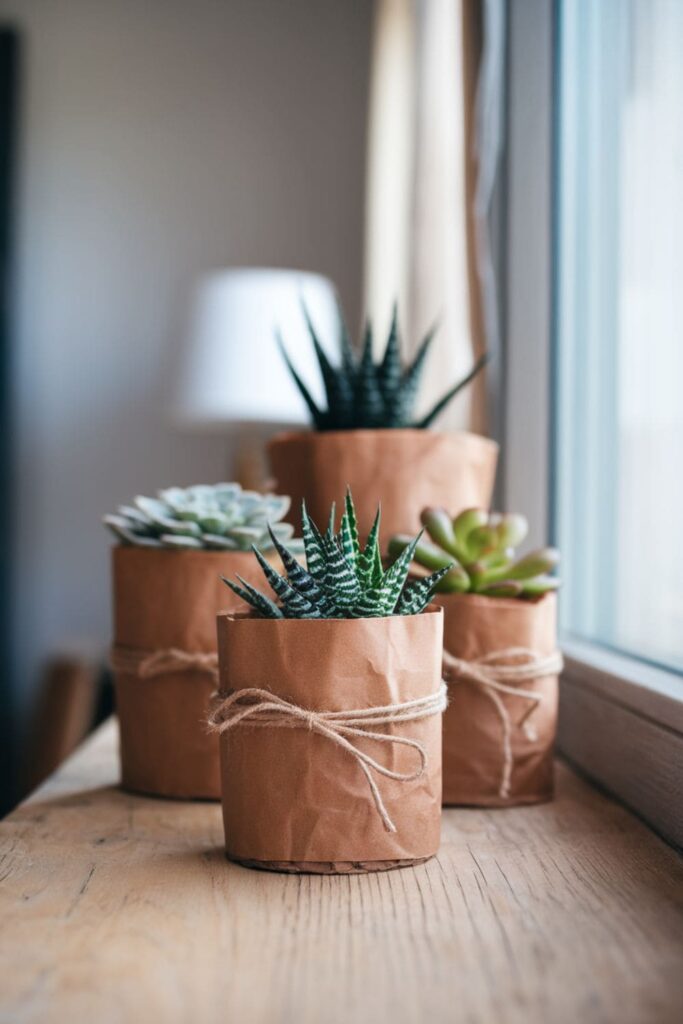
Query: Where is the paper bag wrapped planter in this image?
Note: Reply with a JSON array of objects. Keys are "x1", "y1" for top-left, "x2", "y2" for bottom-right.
[
  {"x1": 105, "y1": 484, "x2": 300, "y2": 800},
  {"x1": 391, "y1": 507, "x2": 562, "y2": 807},
  {"x1": 210, "y1": 608, "x2": 445, "y2": 872},
  {"x1": 268, "y1": 428, "x2": 498, "y2": 541},
  {"x1": 436, "y1": 592, "x2": 560, "y2": 805},
  {"x1": 271, "y1": 301, "x2": 496, "y2": 541},
  {"x1": 209, "y1": 490, "x2": 449, "y2": 872}
]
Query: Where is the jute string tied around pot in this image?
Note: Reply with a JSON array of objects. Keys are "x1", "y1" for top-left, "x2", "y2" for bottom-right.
[
  {"x1": 110, "y1": 645, "x2": 219, "y2": 683},
  {"x1": 207, "y1": 684, "x2": 448, "y2": 833},
  {"x1": 442, "y1": 647, "x2": 564, "y2": 799}
]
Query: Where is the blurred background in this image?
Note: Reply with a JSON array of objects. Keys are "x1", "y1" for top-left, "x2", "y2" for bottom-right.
[{"x1": 1, "y1": 0, "x2": 681, "y2": 814}]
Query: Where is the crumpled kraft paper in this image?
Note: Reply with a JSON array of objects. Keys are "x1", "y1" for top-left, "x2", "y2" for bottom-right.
[
  {"x1": 215, "y1": 606, "x2": 444, "y2": 872},
  {"x1": 112, "y1": 547, "x2": 268, "y2": 800},
  {"x1": 268, "y1": 429, "x2": 498, "y2": 543},
  {"x1": 435, "y1": 591, "x2": 559, "y2": 806}
]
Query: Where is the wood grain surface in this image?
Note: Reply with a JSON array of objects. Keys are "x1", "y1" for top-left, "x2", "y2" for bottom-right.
[{"x1": 1, "y1": 720, "x2": 682, "y2": 1024}]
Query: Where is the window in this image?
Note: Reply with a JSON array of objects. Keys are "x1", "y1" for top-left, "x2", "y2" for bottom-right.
[
  {"x1": 554, "y1": 0, "x2": 683, "y2": 676},
  {"x1": 505, "y1": 0, "x2": 683, "y2": 847}
]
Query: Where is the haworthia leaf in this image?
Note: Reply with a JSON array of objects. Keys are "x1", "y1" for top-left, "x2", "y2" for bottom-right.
[
  {"x1": 321, "y1": 536, "x2": 360, "y2": 609},
  {"x1": 266, "y1": 528, "x2": 339, "y2": 617},
  {"x1": 251, "y1": 547, "x2": 321, "y2": 618},
  {"x1": 221, "y1": 575, "x2": 283, "y2": 619},
  {"x1": 344, "y1": 488, "x2": 360, "y2": 560},
  {"x1": 396, "y1": 566, "x2": 451, "y2": 615},
  {"x1": 301, "y1": 502, "x2": 327, "y2": 583},
  {"x1": 357, "y1": 507, "x2": 382, "y2": 586}
]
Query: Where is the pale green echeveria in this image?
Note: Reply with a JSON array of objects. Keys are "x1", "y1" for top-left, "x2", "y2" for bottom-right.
[
  {"x1": 103, "y1": 482, "x2": 303, "y2": 554},
  {"x1": 388, "y1": 507, "x2": 560, "y2": 599}
]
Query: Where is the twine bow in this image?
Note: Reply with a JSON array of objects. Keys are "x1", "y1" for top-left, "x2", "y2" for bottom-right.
[
  {"x1": 110, "y1": 645, "x2": 219, "y2": 682},
  {"x1": 442, "y1": 647, "x2": 563, "y2": 799},
  {"x1": 207, "y1": 685, "x2": 448, "y2": 833}
]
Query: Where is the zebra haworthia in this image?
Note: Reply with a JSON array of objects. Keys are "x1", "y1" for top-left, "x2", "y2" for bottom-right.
[{"x1": 221, "y1": 489, "x2": 451, "y2": 620}]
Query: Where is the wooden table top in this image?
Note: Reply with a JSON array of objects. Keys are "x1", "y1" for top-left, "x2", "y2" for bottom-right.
[{"x1": 1, "y1": 720, "x2": 682, "y2": 1024}]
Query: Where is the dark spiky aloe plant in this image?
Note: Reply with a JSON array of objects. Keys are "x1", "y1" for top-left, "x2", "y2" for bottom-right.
[
  {"x1": 277, "y1": 303, "x2": 488, "y2": 431},
  {"x1": 222, "y1": 490, "x2": 450, "y2": 619}
]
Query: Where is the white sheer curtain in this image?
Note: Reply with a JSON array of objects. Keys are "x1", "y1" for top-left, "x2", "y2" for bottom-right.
[{"x1": 363, "y1": 0, "x2": 504, "y2": 434}]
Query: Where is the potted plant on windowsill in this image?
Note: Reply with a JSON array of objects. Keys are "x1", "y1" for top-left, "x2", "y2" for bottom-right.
[
  {"x1": 268, "y1": 304, "x2": 498, "y2": 544},
  {"x1": 208, "y1": 490, "x2": 447, "y2": 874},
  {"x1": 104, "y1": 483, "x2": 302, "y2": 801},
  {"x1": 390, "y1": 508, "x2": 562, "y2": 807}
]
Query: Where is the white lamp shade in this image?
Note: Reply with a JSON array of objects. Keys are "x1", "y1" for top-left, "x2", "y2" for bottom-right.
[{"x1": 174, "y1": 268, "x2": 339, "y2": 428}]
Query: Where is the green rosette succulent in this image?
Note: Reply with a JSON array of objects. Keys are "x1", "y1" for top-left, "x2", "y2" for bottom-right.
[
  {"x1": 389, "y1": 507, "x2": 560, "y2": 599},
  {"x1": 277, "y1": 302, "x2": 488, "y2": 431},
  {"x1": 103, "y1": 482, "x2": 302, "y2": 553},
  {"x1": 222, "y1": 489, "x2": 449, "y2": 619}
]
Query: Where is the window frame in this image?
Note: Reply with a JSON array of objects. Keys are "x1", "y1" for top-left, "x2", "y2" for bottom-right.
[{"x1": 503, "y1": 0, "x2": 683, "y2": 848}]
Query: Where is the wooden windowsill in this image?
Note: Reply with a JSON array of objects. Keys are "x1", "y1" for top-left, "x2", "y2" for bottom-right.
[{"x1": 1, "y1": 719, "x2": 682, "y2": 1023}]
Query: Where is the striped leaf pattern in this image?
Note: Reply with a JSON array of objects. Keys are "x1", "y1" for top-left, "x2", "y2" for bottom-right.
[
  {"x1": 276, "y1": 299, "x2": 488, "y2": 431},
  {"x1": 222, "y1": 491, "x2": 449, "y2": 620}
]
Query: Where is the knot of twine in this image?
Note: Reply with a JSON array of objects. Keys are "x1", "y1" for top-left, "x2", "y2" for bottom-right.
[
  {"x1": 207, "y1": 684, "x2": 448, "y2": 834},
  {"x1": 442, "y1": 646, "x2": 563, "y2": 799},
  {"x1": 110, "y1": 645, "x2": 219, "y2": 682}
]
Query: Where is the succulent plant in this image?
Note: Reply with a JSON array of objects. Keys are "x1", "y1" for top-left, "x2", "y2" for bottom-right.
[
  {"x1": 103, "y1": 483, "x2": 303, "y2": 553},
  {"x1": 222, "y1": 489, "x2": 449, "y2": 619},
  {"x1": 277, "y1": 302, "x2": 488, "y2": 431},
  {"x1": 389, "y1": 508, "x2": 560, "y2": 599}
]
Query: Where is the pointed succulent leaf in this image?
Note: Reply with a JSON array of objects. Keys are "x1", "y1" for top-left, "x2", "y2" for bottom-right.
[
  {"x1": 325, "y1": 501, "x2": 337, "y2": 541},
  {"x1": 414, "y1": 352, "x2": 490, "y2": 428},
  {"x1": 375, "y1": 531, "x2": 423, "y2": 613},
  {"x1": 320, "y1": 536, "x2": 361, "y2": 609},
  {"x1": 301, "y1": 502, "x2": 327, "y2": 582},
  {"x1": 400, "y1": 325, "x2": 437, "y2": 401},
  {"x1": 344, "y1": 488, "x2": 360, "y2": 560},
  {"x1": 396, "y1": 566, "x2": 452, "y2": 615},
  {"x1": 275, "y1": 329, "x2": 325, "y2": 428},
  {"x1": 221, "y1": 574, "x2": 283, "y2": 619},
  {"x1": 251, "y1": 547, "x2": 321, "y2": 618},
  {"x1": 357, "y1": 507, "x2": 382, "y2": 585},
  {"x1": 353, "y1": 323, "x2": 384, "y2": 427},
  {"x1": 266, "y1": 527, "x2": 339, "y2": 617},
  {"x1": 302, "y1": 302, "x2": 354, "y2": 425}
]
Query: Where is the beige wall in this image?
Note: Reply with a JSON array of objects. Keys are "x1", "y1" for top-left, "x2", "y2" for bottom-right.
[{"x1": 0, "y1": 0, "x2": 371, "y2": 753}]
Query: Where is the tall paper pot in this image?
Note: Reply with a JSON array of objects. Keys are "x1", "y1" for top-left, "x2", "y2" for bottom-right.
[
  {"x1": 111, "y1": 547, "x2": 265, "y2": 800},
  {"x1": 268, "y1": 429, "x2": 498, "y2": 541},
  {"x1": 436, "y1": 592, "x2": 559, "y2": 806},
  {"x1": 214, "y1": 607, "x2": 444, "y2": 873}
]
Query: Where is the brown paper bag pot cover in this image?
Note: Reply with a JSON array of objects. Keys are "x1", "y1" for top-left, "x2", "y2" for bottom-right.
[
  {"x1": 112, "y1": 546, "x2": 267, "y2": 800},
  {"x1": 435, "y1": 591, "x2": 559, "y2": 806},
  {"x1": 268, "y1": 429, "x2": 498, "y2": 542},
  {"x1": 215, "y1": 606, "x2": 444, "y2": 873}
]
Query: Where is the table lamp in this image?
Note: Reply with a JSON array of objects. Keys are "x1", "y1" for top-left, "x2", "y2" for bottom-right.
[{"x1": 174, "y1": 267, "x2": 339, "y2": 487}]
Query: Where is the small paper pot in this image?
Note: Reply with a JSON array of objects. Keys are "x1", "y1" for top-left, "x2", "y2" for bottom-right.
[
  {"x1": 268, "y1": 429, "x2": 498, "y2": 543},
  {"x1": 435, "y1": 591, "x2": 559, "y2": 806},
  {"x1": 111, "y1": 547, "x2": 267, "y2": 800},
  {"x1": 215, "y1": 607, "x2": 444, "y2": 873}
]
